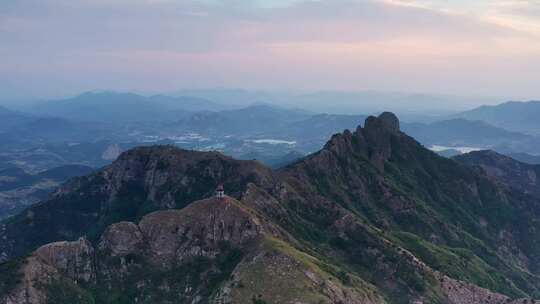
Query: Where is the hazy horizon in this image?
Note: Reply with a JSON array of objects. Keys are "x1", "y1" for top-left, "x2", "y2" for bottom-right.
[
  {"x1": 2, "y1": 0, "x2": 540, "y2": 103},
  {"x1": 0, "y1": 88, "x2": 509, "y2": 116}
]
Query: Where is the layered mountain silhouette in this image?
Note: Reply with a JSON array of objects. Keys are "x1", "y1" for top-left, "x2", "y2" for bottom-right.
[
  {"x1": 456, "y1": 100, "x2": 540, "y2": 135},
  {"x1": 2, "y1": 113, "x2": 540, "y2": 303},
  {"x1": 25, "y1": 92, "x2": 222, "y2": 123},
  {"x1": 403, "y1": 118, "x2": 530, "y2": 146},
  {"x1": 170, "y1": 104, "x2": 309, "y2": 136},
  {"x1": 7, "y1": 94, "x2": 540, "y2": 161}
]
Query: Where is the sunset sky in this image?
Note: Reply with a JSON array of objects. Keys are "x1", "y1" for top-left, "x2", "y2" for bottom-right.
[{"x1": 1, "y1": 0, "x2": 539, "y2": 101}]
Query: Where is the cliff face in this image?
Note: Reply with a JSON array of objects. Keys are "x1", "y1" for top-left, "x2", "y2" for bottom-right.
[
  {"x1": 277, "y1": 113, "x2": 540, "y2": 298},
  {"x1": 3, "y1": 194, "x2": 538, "y2": 304},
  {"x1": 3, "y1": 113, "x2": 540, "y2": 303},
  {"x1": 1, "y1": 196, "x2": 384, "y2": 304},
  {"x1": 0, "y1": 146, "x2": 274, "y2": 262}
]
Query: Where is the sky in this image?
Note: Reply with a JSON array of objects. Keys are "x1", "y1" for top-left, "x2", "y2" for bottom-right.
[{"x1": 1, "y1": 0, "x2": 540, "y2": 102}]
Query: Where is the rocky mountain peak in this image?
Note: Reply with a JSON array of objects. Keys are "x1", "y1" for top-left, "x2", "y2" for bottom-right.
[
  {"x1": 0, "y1": 145, "x2": 277, "y2": 263},
  {"x1": 365, "y1": 111, "x2": 400, "y2": 133},
  {"x1": 320, "y1": 111, "x2": 403, "y2": 171},
  {"x1": 5, "y1": 113, "x2": 540, "y2": 303},
  {"x1": 99, "y1": 195, "x2": 283, "y2": 267}
]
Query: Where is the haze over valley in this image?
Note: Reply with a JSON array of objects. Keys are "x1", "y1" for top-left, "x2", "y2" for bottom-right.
[{"x1": 1, "y1": 90, "x2": 540, "y2": 220}]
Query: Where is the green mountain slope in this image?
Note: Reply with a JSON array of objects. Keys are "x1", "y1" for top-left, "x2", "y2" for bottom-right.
[
  {"x1": 454, "y1": 150, "x2": 540, "y2": 198},
  {"x1": 2, "y1": 113, "x2": 540, "y2": 303}
]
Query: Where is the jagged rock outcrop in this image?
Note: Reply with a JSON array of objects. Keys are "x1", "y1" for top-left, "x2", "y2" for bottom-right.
[
  {"x1": 440, "y1": 274, "x2": 540, "y2": 304},
  {"x1": 277, "y1": 113, "x2": 540, "y2": 301},
  {"x1": 3, "y1": 113, "x2": 540, "y2": 303},
  {"x1": 376, "y1": 111, "x2": 400, "y2": 132},
  {"x1": 98, "y1": 221, "x2": 143, "y2": 257},
  {"x1": 0, "y1": 146, "x2": 275, "y2": 263},
  {"x1": 138, "y1": 196, "x2": 285, "y2": 266},
  {"x1": 2, "y1": 256, "x2": 59, "y2": 304},
  {"x1": 321, "y1": 112, "x2": 406, "y2": 171},
  {"x1": 2, "y1": 238, "x2": 94, "y2": 304},
  {"x1": 1, "y1": 196, "x2": 384, "y2": 304},
  {"x1": 34, "y1": 237, "x2": 95, "y2": 284}
]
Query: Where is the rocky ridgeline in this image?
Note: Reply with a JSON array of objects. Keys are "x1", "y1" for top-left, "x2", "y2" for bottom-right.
[
  {"x1": 55, "y1": 146, "x2": 275, "y2": 208},
  {"x1": 2, "y1": 113, "x2": 540, "y2": 303},
  {"x1": 1, "y1": 196, "x2": 381, "y2": 304},
  {"x1": 2, "y1": 197, "x2": 270, "y2": 303},
  {"x1": 3, "y1": 193, "x2": 537, "y2": 304},
  {"x1": 0, "y1": 146, "x2": 275, "y2": 264}
]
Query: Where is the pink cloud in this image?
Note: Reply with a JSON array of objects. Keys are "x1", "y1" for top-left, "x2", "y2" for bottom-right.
[{"x1": 1, "y1": 0, "x2": 539, "y2": 98}]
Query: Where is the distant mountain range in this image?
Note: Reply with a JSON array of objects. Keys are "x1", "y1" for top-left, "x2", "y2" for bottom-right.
[
  {"x1": 23, "y1": 92, "x2": 228, "y2": 123},
  {"x1": 3, "y1": 93, "x2": 540, "y2": 175},
  {"x1": 506, "y1": 152, "x2": 540, "y2": 165},
  {"x1": 282, "y1": 113, "x2": 367, "y2": 138},
  {"x1": 170, "y1": 104, "x2": 310, "y2": 136},
  {"x1": 0, "y1": 106, "x2": 33, "y2": 131},
  {"x1": 403, "y1": 119, "x2": 529, "y2": 144},
  {"x1": 172, "y1": 88, "x2": 492, "y2": 115},
  {"x1": 401, "y1": 118, "x2": 540, "y2": 155},
  {"x1": 455, "y1": 100, "x2": 540, "y2": 135}
]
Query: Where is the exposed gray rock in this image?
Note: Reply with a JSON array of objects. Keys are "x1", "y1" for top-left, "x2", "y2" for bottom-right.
[
  {"x1": 138, "y1": 196, "x2": 278, "y2": 266},
  {"x1": 98, "y1": 221, "x2": 143, "y2": 257},
  {"x1": 378, "y1": 112, "x2": 400, "y2": 132},
  {"x1": 34, "y1": 237, "x2": 95, "y2": 283}
]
